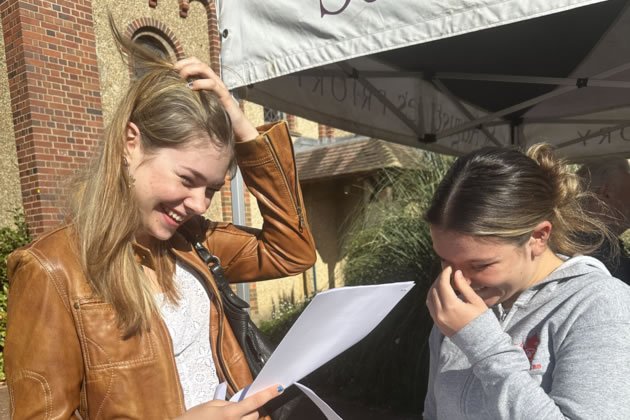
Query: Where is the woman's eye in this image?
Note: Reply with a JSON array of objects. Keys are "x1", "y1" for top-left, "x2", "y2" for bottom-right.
[
  {"x1": 472, "y1": 263, "x2": 492, "y2": 271},
  {"x1": 180, "y1": 175, "x2": 193, "y2": 186}
]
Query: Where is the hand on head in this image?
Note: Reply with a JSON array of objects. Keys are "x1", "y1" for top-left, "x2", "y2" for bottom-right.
[
  {"x1": 175, "y1": 384, "x2": 283, "y2": 420},
  {"x1": 174, "y1": 57, "x2": 259, "y2": 142},
  {"x1": 426, "y1": 266, "x2": 488, "y2": 337}
]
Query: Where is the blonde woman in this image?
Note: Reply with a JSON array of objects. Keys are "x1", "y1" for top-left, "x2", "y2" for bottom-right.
[
  {"x1": 423, "y1": 145, "x2": 630, "y2": 419},
  {"x1": 5, "y1": 21, "x2": 315, "y2": 420}
]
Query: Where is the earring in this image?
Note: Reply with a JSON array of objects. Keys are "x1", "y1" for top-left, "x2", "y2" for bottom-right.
[{"x1": 122, "y1": 156, "x2": 135, "y2": 188}]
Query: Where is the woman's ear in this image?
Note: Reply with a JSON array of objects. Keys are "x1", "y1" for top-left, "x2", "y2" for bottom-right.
[
  {"x1": 125, "y1": 121, "x2": 141, "y2": 159},
  {"x1": 530, "y1": 221, "x2": 552, "y2": 257}
]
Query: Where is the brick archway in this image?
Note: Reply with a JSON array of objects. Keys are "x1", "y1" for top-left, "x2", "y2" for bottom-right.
[
  {"x1": 124, "y1": 17, "x2": 186, "y2": 61},
  {"x1": 150, "y1": 0, "x2": 221, "y2": 74}
]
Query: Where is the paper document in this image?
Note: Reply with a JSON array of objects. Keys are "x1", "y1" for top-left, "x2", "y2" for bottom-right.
[
  {"x1": 245, "y1": 281, "x2": 414, "y2": 396},
  {"x1": 295, "y1": 382, "x2": 343, "y2": 420},
  {"x1": 213, "y1": 382, "x2": 227, "y2": 401}
]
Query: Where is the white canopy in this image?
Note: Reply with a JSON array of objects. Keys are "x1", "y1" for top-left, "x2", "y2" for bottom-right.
[{"x1": 217, "y1": 0, "x2": 630, "y2": 160}]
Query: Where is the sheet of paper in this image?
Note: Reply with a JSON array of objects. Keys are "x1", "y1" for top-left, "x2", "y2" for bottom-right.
[
  {"x1": 295, "y1": 382, "x2": 343, "y2": 420},
  {"x1": 229, "y1": 382, "x2": 343, "y2": 419},
  {"x1": 245, "y1": 281, "x2": 415, "y2": 396},
  {"x1": 213, "y1": 382, "x2": 227, "y2": 401}
]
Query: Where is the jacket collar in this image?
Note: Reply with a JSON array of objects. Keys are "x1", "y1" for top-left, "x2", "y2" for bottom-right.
[
  {"x1": 131, "y1": 232, "x2": 212, "y2": 279},
  {"x1": 131, "y1": 242, "x2": 156, "y2": 270}
]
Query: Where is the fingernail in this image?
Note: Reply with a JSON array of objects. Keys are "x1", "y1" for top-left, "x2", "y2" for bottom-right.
[
  {"x1": 188, "y1": 82, "x2": 194, "y2": 88},
  {"x1": 277, "y1": 385, "x2": 284, "y2": 393}
]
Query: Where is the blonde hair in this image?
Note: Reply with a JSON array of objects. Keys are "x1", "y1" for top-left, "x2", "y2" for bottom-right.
[
  {"x1": 71, "y1": 17, "x2": 234, "y2": 337},
  {"x1": 425, "y1": 143, "x2": 616, "y2": 257}
]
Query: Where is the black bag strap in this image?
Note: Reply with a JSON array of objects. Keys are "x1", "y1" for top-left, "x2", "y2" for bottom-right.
[{"x1": 181, "y1": 230, "x2": 249, "y2": 310}]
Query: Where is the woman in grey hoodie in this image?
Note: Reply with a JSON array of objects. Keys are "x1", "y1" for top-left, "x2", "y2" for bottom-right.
[{"x1": 423, "y1": 144, "x2": 630, "y2": 420}]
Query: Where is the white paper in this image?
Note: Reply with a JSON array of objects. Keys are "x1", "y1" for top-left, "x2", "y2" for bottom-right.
[
  {"x1": 229, "y1": 381, "x2": 343, "y2": 418},
  {"x1": 245, "y1": 281, "x2": 414, "y2": 396},
  {"x1": 213, "y1": 382, "x2": 227, "y2": 401},
  {"x1": 295, "y1": 382, "x2": 343, "y2": 420}
]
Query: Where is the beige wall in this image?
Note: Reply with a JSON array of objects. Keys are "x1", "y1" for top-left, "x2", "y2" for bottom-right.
[
  {"x1": 301, "y1": 178, "x2": 364, "y2": 291},
  {"x1": 0, "y1": 19, "x2": 25, "y2": 228},
  {"x1": 247, "y1": 191, "x2": 309, "y2": 322},
  {"x1": 93, "y1": 1, "x2": 210, "y2": 126},
  {"x1": 292, "y1": 116, "x2": 320, "y2": 139},
  {"x1": 93, "y1": 1, "x2": 223, "y2": 221}
]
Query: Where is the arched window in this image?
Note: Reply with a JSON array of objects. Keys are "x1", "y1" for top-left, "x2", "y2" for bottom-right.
[{"x1": 131, "y1": 30, "x2": 176, "y2": 78}]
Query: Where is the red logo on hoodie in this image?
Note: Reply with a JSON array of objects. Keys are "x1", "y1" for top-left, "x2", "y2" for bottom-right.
[{"x1": 520, "y1": 333, "x2": 541, "y2": 370}]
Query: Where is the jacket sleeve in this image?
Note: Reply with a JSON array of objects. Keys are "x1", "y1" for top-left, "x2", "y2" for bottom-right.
[
  {"x1": 5, "y1": 249, "x2": 83, "y2": 420},
  {"x1": 450, "y1": 306, "x2": 630, "y2": 419},
  {"x1": 206, "y1": 121, "x2": 316, "y2": 282}
]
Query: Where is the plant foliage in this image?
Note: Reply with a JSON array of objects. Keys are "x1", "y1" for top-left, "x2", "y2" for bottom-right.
[
  {"x1": 259, "y1": 295, "x2": 311, "y2": 345},
  {"x1": 0, "y1": 211, "x2": 32, "y2": 382}
]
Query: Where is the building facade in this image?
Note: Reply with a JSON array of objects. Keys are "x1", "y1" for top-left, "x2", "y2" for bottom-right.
[{"x1": 0, "y1": 0, "x2": 344, "y2": 320}]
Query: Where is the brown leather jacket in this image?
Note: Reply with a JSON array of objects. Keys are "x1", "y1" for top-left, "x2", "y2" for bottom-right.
[{"x1": 5, "y1": 122, "x2": 316, "y2": 419}]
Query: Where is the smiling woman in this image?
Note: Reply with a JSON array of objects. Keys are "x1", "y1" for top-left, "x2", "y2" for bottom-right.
[
  {"x1": 4, "y1": 16, "x2": 315, "y2": 420},
  {"x1": 124, "y1": 127, "x2": 230, "y2": 246},
  {"x1": 422, "y1": 144, "x2": 630, "y2": 419}
]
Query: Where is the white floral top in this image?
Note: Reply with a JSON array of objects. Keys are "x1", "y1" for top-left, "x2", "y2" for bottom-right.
[{"x1": 157, "y1": 259, "x2": 220, "y2": 409}]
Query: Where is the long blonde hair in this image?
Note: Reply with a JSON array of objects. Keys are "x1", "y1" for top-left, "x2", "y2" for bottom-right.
[
  {"x1": 71, "y1": 17, "x2": 234, "y2": 337},
  {"x1": 425, "y1": 143, "x2": 616, "y2": 257}
]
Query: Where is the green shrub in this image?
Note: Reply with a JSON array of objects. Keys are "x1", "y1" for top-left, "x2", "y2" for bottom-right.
[
  {"x1": 0, "y1": 212, "x2": 32, "y2": 381},
  {"x1": 259, "y1": 296, "x2": 311, "y2": 345}
]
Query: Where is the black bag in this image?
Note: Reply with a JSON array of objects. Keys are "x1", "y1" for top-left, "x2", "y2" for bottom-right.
[
  {"x1": 188, "y1": 239, "x2": 306, "y2": 419},
  {"x1": 190, "y1": 240, "x2": 274, "y2": 376}
]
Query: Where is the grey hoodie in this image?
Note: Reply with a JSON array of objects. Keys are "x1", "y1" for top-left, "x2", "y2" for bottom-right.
[{"x1": 423, "y1": 256, "x2": 630, "y2": 420}]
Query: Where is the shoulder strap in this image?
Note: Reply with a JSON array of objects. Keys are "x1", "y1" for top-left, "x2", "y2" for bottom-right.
[{"x1": 178, "y1": 227, "x2": 250, "y2": 310}]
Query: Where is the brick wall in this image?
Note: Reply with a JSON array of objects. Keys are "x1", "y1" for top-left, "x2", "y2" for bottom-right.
[
  {"x1": 318, "y1": 123, "x2": 327, "y2": 139},
  {"x1": 1, "y1": 0, "x2": 102, "y2": 236},
  {"x1": 2, "y1": 0, "x2": 257, "y2": 314}
]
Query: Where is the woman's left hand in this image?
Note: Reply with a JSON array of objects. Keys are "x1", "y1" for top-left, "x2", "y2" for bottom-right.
[
  {"x1": 174, "y1": 57, "x2": 259, "y2": 142},
  {"x1": 426, "y1": 266, "x2": 488, "y2": 337}
]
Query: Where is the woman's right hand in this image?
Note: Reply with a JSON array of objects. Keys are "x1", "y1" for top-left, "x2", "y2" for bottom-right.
[
  {"x1": 426, "y1": 266, "x2": 487, "y2": 337},
  {"x1": 174, "y1": 385, "x2": 283, "y2": 420},
  {"x1": 174, "y1": 57, "x2": 259, "y2": 143}
]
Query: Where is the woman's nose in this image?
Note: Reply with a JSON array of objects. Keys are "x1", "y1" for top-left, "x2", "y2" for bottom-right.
[{"x1": 185, "y1": 188, "x2": 208, "y2": 215}]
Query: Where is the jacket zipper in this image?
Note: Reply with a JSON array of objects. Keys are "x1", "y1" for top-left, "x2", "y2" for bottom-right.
[{"x1": 264, "y1": 132, "x2": 304, "y2": 233}]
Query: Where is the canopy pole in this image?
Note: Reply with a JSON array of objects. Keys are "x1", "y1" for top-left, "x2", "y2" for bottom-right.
[
  {"x1": 219, "y1": 13, "x2": 250, "y2": 303},
  {"x1": 229, "y1": 166, "x2": 250, "y2": 305},
  {"x1": 432, "y1": 78, "x2": 502, "y2": 146},
  {"x1": 555, "y1": 120, "x2": 630, "y2": 149},
  {"x1": 336, "y1": 62, "x2": 426, "y2": 141},
  {"x1": 301, "y1": 69, "x2": 630, "y2": 88},
  {"x1": 524, "y1": 118, "x2": 630, "y2": 124},
  {"x1": 435, "y1": 72, "x2": 630, "y2": 88},
  {"x1": 593, "y1": 61, "x2": 630, "y2": 80},
  {"x1": 436, "y1": 86, "x2": 576, "y2": 139}
]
